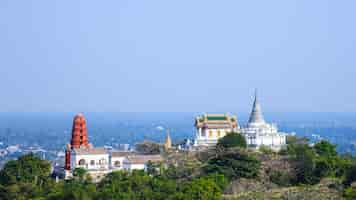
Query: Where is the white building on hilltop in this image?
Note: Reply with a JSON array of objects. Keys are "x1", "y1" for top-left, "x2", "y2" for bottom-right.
[
  {"x1": 71, "y1": 147, "x2": 109, "y2": 171},
  {"x1": 65, "y1": 148, "x2": 163, "y2": 180},
  {"x1": 123, "y1": 155, "x2": 163, "y2": 171},
  {"x1": 241, "y1": 92, "x2": 287, "y2": 150},
  {"x1": 194, "y1": 114, "x2": 239, "y2": 146},
  {"x1": 110, "y1": 151, "x2": 135, "y2": 170},
  {"x1": 62, "y1": 113, "x2": 163, "y2": 181}
]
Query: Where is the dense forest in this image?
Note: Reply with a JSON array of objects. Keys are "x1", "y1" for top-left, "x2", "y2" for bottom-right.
[{"x1": 1, "y1": 133, "x2": 356, "y2": 199}]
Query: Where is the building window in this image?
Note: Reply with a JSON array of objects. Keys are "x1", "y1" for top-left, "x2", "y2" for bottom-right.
[
  {"x1": 99, "y1": 159, "x2": 106, "y2": 165},
  {"x1": 201, "y1": 131, "x2": 206, "y2": 137},
  {"x1": 209, "y1": 130, "x2": 213, "y2": 137},
  {"x1": 78, "y1": 159, "x2": 86, "y2": 165},
  {"x1": 90, "y1": 160, "x2": 95, "y2": 166},
  {"x1": 114, "y1": 161, "x2": 120, "y2": 167},
  {"x1": 217, "y1": 130, "x2": 221, "y2": 137}
]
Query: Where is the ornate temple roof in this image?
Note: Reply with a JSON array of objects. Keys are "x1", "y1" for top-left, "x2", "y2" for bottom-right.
[
  {"x1": 195, "y1": 114, "x2": 238, "y2": 129},
  {"x1": 248, "y1": 92, "x2": 266, "y2": 125}
]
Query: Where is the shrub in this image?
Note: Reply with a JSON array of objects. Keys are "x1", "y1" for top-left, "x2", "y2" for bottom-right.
[
  {"x1": 344, "y1": 164, "x2": 356, "y2": 186},
  {"x1": 259, "y1": 145, "x2": 275, "y2": 155},
  {"x1": 269, "y1": 170, "x2": 293, "y2": 187},
  {"x1": 182, "y1": 177, "x2": 222, "y2": 200},
  {"x1": 344, "y1": 186, "x2": 356, "y2": 200}
]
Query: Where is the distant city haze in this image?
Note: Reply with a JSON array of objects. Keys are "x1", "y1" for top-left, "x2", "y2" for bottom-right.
[{"x1": 0, "y1": 0, "x2": 355, "y2": 112}]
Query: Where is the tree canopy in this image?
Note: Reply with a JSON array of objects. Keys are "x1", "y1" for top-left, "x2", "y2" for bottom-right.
[
  {"x1": 0, "y1": 153, "x2": 51, "y2": 186},
  {"x1": 217, "y1": 132, "x2": 247, "y2": 149},
  {"x1": 2, "y1": 138, "x2": 356, "y2": 199},
  {"x1": 314, "y1": 140, "x2": 337, "y2": 157},
  {"x1": 204, "y1": 149, "x2": 260, "y2": 180}
]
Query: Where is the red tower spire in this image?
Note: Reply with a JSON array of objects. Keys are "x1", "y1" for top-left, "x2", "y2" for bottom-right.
[
  {"x1": 70, "y1": 113, "x2": 90, "y2": 149},
  {"x1": 65, "y1": 113, "x2": 90, "y2": 170}
]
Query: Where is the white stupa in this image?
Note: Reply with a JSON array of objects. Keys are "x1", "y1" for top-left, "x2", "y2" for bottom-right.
[{"x1": 241, "y1": 91, "x2": 287, "y2": 150}]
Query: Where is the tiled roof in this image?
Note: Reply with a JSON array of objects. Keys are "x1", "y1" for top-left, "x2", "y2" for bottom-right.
[
  {"x1": 126, "y1": 155, "x2": 163, "y2": 164},
  {"x1": 111, "y1": 151, "x2": 135, "y2": 157},
  {"x1": 206, "y1": 116, "x2": 228, "y2": 121},
  {"x1": 73, "y1": 147, "x2": 108, "y2": 155},
  {"x1": 195, "y1": 114, "x2": 238, "y2": 128}
]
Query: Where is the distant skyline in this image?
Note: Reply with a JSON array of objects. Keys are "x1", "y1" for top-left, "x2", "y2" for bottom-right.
[{"x1": 0, "y1": 0, "x2": 355, "y2": 112}]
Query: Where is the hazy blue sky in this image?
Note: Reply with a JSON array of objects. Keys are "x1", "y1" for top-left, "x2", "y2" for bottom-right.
[{"x1": 0, "y1": 0, "x2": 355, "y2": 112}]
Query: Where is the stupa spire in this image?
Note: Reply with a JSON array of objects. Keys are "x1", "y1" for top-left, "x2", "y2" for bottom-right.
[
  {"x1": 164, "y1": 129, "x2": 172, "y2": 150},
  {"x1": 248, "y1": 89, "x2": 265, "y2": 124}
]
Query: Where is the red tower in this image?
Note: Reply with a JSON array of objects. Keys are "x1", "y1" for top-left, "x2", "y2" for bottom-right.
[
  {"x1": 70, "y1": 113, "x2": 90, "y2": 149},
  {"x1": 65, "y1": 144, "x2": 71, "y2": 170},
  {"x1": 65, "y1": 113, "x2": 90, "y2": 170}
]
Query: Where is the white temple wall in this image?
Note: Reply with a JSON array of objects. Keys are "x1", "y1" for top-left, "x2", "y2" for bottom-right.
[
  {"x1": 130, "y1": 164, "x2": 146, "y2": 171},
  {"x1": 71, "y1": 153, "x2": 109, "y2": 170},
  {"x1": 195, "y1": 128, "x2": 236, "y2": 146},
  {"x1": 243, "y1": 131, "x2": 286, "y2": 149},
  {"x1": 122, "y1": 158, "x2": 146, "y2": 171},
  {"x1": 110, "y1": 156, "x2": 126, "y2": 170}
]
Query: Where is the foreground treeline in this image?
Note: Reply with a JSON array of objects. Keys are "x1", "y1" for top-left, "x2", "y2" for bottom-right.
[
  {"x1": 1, "y1": 133, "x2": 356, "y2": 199},
  {"x1": 0, "y1": 153, "x2": 224, "y2": 200}
]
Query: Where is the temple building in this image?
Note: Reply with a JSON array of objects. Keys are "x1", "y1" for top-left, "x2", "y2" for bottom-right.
[
  {"x1": 64, "y1": 113, "x2": 110, "y2": 179},
  {"x1": 65, "y1": 113, "x2": 93, "y2": 171},
  {"x1": 194, "y1": 114, "x2": 239, "y2": 146},
  {"x1": 241, "y1": 92, "x2": 287, "y2": 150},
  {"x1": 63, "y1": 113, "x2": 163, "y2": 180}
]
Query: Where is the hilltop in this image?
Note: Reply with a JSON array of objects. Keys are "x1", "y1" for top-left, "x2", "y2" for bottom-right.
[
  {"x1": 161, "y1": 134, "x2": 356, "y2": 199},
  {"x1": 1, "y1": 134, "x2": 356, "y2": 199}
]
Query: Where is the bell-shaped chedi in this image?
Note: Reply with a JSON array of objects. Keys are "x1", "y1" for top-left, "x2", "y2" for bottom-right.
[{"x1": 70, "y1": 113, "x2": 90, "y2": 149}]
